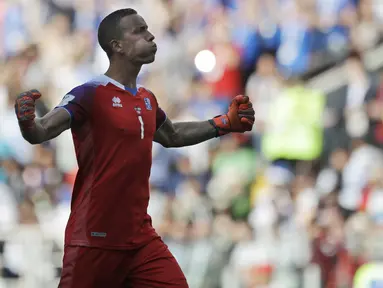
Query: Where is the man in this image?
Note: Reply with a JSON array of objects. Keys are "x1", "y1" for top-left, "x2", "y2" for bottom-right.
[
  {"x1": 14, "y1": 9, "x2": 255, "y2": 288},
  {"x1": 324, "y1": 50, "x2": 378, "y2": 156}
]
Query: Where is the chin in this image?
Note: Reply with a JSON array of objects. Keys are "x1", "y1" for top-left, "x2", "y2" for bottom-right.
[{"x1": 142, "y1": 55, "x2": 155, "y2": 64}]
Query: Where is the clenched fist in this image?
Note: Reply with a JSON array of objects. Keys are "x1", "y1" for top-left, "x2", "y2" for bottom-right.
[
  {"x1": 15, "y1": 89, "x2": 41, "y2": 129},
  {"x1": 209, "y1": 95, "x2": 255, "y2": 137}
]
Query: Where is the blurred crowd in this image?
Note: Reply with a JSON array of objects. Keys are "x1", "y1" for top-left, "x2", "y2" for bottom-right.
[{"x1": 1, "y1": 0, "x2": 383, "y2": 287}]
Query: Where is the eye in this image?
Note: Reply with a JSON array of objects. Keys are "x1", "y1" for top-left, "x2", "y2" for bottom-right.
[{"x1": 137, "y1": 26, "x2": 148, "y2": 33}]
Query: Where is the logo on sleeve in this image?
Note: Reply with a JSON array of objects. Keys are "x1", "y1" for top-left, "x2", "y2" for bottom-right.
[
  {"x1": 143, "y1": 98, "x2": 152, "y2": 110},
  {"x1": 58, "y1": 94, "x2": 75, "y2": 107},
  {"x1": 112, "y1": 97, "x2": 123, "y2": 108}
]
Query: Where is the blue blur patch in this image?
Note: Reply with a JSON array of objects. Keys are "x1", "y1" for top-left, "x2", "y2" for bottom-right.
[
  {"x1": 371, "y1": 280, "x2": 383, "y2": 288},
  {"x1": 0, "y1": 141, "x2": 13, "y2": 160},
  {"x1": 0, "y1": 168, "x2": 6, "y2": 183}
]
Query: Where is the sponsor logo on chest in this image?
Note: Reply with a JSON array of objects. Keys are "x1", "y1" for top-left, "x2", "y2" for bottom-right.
[{"x1": 112, "y1": 96, "x2": 123, "y2": 108}]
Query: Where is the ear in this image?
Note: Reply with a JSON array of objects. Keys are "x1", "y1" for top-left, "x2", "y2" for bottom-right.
[{"x1": 110, "y1": 40, "x2": 123, "y2": 54}]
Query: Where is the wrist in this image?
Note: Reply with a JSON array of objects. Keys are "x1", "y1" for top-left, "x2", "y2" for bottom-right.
[
  {"x1": 209, "y1": 115, "x2": 231, "y2": 137},
  {"x1": 18, "y1": 119, "x2": 36, "y2": 131}
]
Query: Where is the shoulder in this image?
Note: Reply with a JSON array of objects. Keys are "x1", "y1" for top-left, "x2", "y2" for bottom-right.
[
  {"x1": 66, "y1": 82, "x2": 99, "y2": 97},
  {"x1": 69, "y1": 80, "x2": 102, "y2": 96},
  {"x1": 138, "y1": 85, "x2": 159, "y2": 102},
  {"x1": 65, "y1": 78, "x2": 107, "y2": 100},
  {"x1": 57, "y1": 81, "x2": 100, "y2": 107},
  {"x1": 138, "y1": 85, "x2": 154, "y2": 95}
]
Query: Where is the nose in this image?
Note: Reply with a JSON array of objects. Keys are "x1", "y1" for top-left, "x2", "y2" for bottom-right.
[{"x1": 148, "y1": 32, "x2": 155, "y2": 42}]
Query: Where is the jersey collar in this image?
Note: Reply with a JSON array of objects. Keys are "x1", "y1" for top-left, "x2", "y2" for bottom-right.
[
  {"x1": 93, "y1": 74, "x2": 141, "y2": 96},
  {"x1": 95, "y1": 74, "x2": 125, "y2": 90}
]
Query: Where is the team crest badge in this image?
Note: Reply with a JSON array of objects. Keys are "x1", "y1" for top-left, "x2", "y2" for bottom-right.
[{"x1": 144, "y1": 98, "x2": 152, "y2": 110}]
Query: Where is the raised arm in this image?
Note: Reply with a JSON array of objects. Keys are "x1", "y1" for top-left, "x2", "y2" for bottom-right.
[
  {"x1": 154, "y1": 118, "x2": 216, "y2": 148},
  {"x1": 15, "y1": 90, "x2": 71, "y2": 144},
  {"x1": 154, "y1": 95, "x2": 255, "y2": 148}
]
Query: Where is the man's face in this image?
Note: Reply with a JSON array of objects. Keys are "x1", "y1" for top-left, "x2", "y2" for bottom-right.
[{"x1": 115, "y1": 14, "x2": 157, "y2": 64}]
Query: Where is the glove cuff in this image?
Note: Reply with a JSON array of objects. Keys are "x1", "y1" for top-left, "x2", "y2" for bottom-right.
[{"x1": 209, "y1": 115, "x2": 231, "y2": 137}]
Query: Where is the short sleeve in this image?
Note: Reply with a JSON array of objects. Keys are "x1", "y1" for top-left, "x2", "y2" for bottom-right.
[
  {"x1": 156, "y1": 106, "x2": 167, "y2": 131},
  {"x1": 143, "y1": 87, "x2": 167, "y2": 130},
  {"x1": 56, "y1": 84, "x2": 95, "y2": 127}
]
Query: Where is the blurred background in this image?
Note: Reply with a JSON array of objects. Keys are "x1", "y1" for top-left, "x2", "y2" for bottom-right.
[{"x1": 1, "y1": 0, "x2": 383, "y2": 287}]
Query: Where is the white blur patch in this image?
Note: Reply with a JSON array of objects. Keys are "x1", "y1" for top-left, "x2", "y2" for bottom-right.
[{"x1": 194, "y1": 50, "x2": 216, "y2": 73}]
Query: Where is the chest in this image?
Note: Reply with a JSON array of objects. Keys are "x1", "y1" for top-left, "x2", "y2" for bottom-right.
[{"x1": 92, "y1": 88, "x2": 157, "y2": 139}]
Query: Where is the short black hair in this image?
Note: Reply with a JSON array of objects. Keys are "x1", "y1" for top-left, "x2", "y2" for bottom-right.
[{"x1": 98, "y1": 8, "x2": 137, "y2": 58}]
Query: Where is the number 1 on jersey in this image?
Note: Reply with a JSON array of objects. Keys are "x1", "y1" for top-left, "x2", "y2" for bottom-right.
[
  {"x1": 134, "y1": 106, "x2": 144, "y2": 139},
  {"x1": 138, "y1": 115, "x2": 144, "y2": 139}
]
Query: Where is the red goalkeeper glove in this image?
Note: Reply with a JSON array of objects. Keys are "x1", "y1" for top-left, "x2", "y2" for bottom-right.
[
  {"x1": 14, "y1": 89, "x2": 41, "y2": 130},
  {"x1": 209, "y1": 95, "x2": 255, "y2": 137}
]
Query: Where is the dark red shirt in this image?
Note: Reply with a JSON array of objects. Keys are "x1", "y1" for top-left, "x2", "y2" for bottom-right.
[{"x1": 57, "y1": 75, "x2": 166, "y2": 249}]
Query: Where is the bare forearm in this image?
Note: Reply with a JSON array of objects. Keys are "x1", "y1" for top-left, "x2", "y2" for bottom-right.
[
  {"x1": 171, "y1": 121, "x2": 216, "y2": 147},
  {"x1": 19, "y1": 108, "x2": 71, "y2": 144},
  {"x1": 154, "y1": 95, "x2": 255, "y2": 148},
  {"x1": 155, "y1": 119, "x2": 217, "y2": 148},
  {"x1": 19, "y1": 119, "x2": 48, "y2": 144}
]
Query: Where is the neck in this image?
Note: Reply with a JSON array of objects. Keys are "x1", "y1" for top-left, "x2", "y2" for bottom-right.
[{"x1": 105, "y1": 58, "x2": 141, "y2": 89}]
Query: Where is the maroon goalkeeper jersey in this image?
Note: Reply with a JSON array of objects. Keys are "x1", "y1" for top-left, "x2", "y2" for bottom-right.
[{"x1": 56, "y1": 75, "x2": 166, "y2": 249}]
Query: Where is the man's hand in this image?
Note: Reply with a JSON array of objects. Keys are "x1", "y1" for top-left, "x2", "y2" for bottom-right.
[
  {"x1": 209, "y1": 95, "x2": 255, "y2": 136},
  {"x1": 14, "y1": 89, "x2": 71, "y2": 144},
  {"x1": 15, "y1": 89, "x2": 41, "y2": 129}
]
